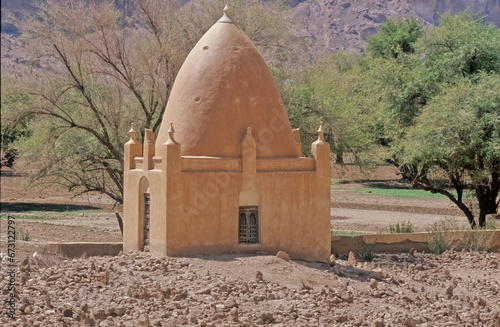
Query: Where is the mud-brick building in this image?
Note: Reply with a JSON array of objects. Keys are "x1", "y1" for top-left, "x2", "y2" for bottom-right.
[{"x1": 123, "y1": 7, "x2": 331, "y2": 261}]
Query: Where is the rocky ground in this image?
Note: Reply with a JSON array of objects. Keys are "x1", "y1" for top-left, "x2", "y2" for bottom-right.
[
  {"x1": 1, "y1": 165, "x2": 499, "y2": 326},
  {"x1": 1, "y1": 250, "x2": 499, "y2": 326}
]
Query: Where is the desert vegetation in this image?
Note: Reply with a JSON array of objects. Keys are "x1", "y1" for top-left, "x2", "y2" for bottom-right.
[{"x1": 285, "y1": 12, "x2": 500, "y2": 228}]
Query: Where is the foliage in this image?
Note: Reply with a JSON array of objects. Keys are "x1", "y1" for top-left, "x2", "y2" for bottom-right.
[
  {"x1": 463, "y1": 229, "x2": 495, "y2": 252},
  {"x1": 398, "y1": 13, "x2": 500, "y2": 228},
  {"x1": 292, "y1": 12, "x2": 499, "y2": 228},
  {"x1": 284, "y1": 52, "x2": 383, "y2": 166},
  {"x1": 398, "y1": 73, "x2": 500, "y2": 227},
  {"x1": 389, "y1": 220, "x2": 414, "y2": 233},
  {"x1": 4, "y1": 0, "x2": 299, "y2": 204},
  {"x1": 427, "y1": 217, "x2": 496, "y2": 253},
  {"x1": 16, "y1": 228, "x2": 32, "y2": 242},
  {"x1": 0, "y1": 76, "x2": 32, "y2": 168},
  {"x1": 367, "y1": 17, "x2": 423, "y2": 59},
  {"x1": 416, "y1": 12, "x2": 500, "y2": 82},
  {"x1": 427, "y1": 218, "x2": 461, "y2": 254},
  {"x1": 357, "y1": 243, "x2": 375, "y2": 262}
]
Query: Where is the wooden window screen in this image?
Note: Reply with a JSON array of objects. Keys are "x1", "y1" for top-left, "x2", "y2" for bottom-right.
[
  {"x1": 143, "y1": 193, "x2": 150, "y2": 247},
  {"x1": 239, "y1": 206, "x2": 259, "y2": 244}
]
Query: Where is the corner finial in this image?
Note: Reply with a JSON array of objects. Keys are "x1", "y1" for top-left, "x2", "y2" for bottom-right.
[
  {"x1": 224, "y1": 4, "x2": 231, "y2": 16},
  {"x1": 167, "y1": 122, "x2": 178, "y2": 145},
  {"x1": 317, "y1": 122, "x2": 325, "y2": 142},
  {"x1": 129, "y1": 123, "x2": 137, "y2": 143},
  {"x1": 218, "y1": 4, "x2": 233, "y2": 23}
]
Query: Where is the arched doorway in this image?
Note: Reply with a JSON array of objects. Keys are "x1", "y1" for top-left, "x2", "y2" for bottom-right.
[{"x1": 139, "y1": 177, "x2": 150, "y2": 250}]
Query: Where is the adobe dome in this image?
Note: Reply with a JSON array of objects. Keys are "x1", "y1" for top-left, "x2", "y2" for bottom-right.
[{"x1": 155, "y1": 10, "x2": 299, "y2": 158}]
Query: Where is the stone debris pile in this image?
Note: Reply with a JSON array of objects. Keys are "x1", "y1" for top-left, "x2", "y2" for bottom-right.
[{"x1": 0, "y1": 250, "x2": 499, "y2": 326}]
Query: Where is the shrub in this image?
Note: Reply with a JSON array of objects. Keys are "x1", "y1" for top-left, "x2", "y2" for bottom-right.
[
  {"x1": 389, "y1": 220, "x2": 414, "y2": 233},
  {"x1": 463, "y1": 221, "x2": 496, "y2": 252},
  {"x1": 357, "y1": 243, "x2": 375, "y2": 262},
  {"x1": 464, "y1": 229, "x2": 494, "y2": 252},
  {"x1": 17, "y1": 228, "x2": 31, "y2": 241},
  {"x1": 427, "y1": 217, "x2": 496, "y2": 254},
  {"x1": 427, "y1": 218, "x2": 461, "y2": 254}
]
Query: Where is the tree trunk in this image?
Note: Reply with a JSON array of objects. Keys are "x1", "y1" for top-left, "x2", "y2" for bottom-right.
[
  {"x1": 335, "y1": 151, "x2": 344, "y2": 164},
  {"x1": 417, "y1": 181, "x2": 476, "y2": 229},
  {"x1": 475, "y1": 172, "x2": 500, "y2": 228},
  {"x1": 115, "y1": 212, "x2": 124, "y2": 236},
  {"x1": 456, "y1": 198, "x2": 477, "y2": 229},
  {"x1": 489, "y1": 171, "x2": 500, "y2": 214}
]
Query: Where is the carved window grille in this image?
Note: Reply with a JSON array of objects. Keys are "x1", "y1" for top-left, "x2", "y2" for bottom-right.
[
  {"x1": 239, "y1": 206, "x2": 259, "y2": 244},
  {"x1": 143, "y1": 193, "x2": 150, "y2": 247}
]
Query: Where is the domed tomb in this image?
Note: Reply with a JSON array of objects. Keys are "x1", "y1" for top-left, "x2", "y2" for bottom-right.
[
  {"x1": 155, "y1": 9, "x2": 299, "y2": 158},
  {"x1": 123, "y1": 7, "x2": 331, "y2": 262}
]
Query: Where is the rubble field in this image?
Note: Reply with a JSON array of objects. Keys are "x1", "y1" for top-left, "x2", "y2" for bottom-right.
[{"x1": 1, "y1": 249, "x2": 499, "y2": 327}]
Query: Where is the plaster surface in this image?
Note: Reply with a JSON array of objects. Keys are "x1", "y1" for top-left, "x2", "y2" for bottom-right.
[{"x1": 155, "y1": 19, "x2": 299, "y2": 158}]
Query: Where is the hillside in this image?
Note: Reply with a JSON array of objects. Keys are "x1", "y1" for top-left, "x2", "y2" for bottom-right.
[
  {"x1": 2, "y1": 0, "x2": 499, "y2": 55},
  {"x1": 292, "y1": 0, "x2": 417, "y2": 53}
]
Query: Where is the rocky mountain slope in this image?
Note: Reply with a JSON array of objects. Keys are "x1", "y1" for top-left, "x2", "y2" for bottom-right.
[
  {"x1": 408, "y1": 0, "x2": 500, "y2": 26},
  {"x1": 292, "y1": 0, "x2": 500, "y2": 53},
  {"x1": 1, "y1": 0, "x2": 499, "y2": 67},
  {"x1": 292, "y1": 0, "x2": 417, "y2": 53}
]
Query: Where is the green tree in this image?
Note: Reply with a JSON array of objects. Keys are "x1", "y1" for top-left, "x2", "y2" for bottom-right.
[
  {"x1": 417, "y1": 12, "x2": 500, "y2": 82},
  {"x1": 284, "y1": 52, "x2": 383, "y2": 166},
  {"x1": 375, "y1": 13, "x2": 500, "y2": 227},
  {"x1": 366, "y1": 17, "x2": 423, "y2": 59},
  {"x1": 0, "y1": 76, "x2": 32, "y2": 168},
  {"x1": 398, "y1": 74, "x2": 500, "y2": 227},
  {"x1": 288, "y1": 12, "x2": 499, "y2": 228}
]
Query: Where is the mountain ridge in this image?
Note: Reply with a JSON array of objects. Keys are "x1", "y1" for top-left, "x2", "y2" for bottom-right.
[{"x1": 1, "y1": 0, "x2": 499, "y2": 64}]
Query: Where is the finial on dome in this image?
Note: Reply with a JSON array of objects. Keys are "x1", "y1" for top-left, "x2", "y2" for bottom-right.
[
  {"x1": 129, "y1": 123, "x2": 137, "y2": 143},
  {"x1": 166, "y1": 122, "x2": 178, "y2": 145},
  {"x1": 317, "y1": 122, "x2": 325, "y2": 143},
  {"x1": 218, "y1": 4, "x2": 233, "y2": 23}
]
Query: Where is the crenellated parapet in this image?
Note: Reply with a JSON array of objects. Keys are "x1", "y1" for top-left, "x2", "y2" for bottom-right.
[
  {"x1": 160, "y1": 122, "x2": 181, "y2": 174},
  {"x1": 124, "y1": 123, "x2": 327, "y2": 175},
  {"x1": 124, "y1": 123, "x2": 142, "y2": 171},
  {"x1": 311, "y1": 122, "x2": 330, "y2": 177},
  {"x1": 142, "y1": 129, "x2": 155, "y2": 171}
]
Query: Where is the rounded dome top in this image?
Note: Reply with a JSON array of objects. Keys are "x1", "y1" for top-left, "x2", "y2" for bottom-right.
[{"x1": 155, "y1": 15, "x2": 299, "y2": 158}]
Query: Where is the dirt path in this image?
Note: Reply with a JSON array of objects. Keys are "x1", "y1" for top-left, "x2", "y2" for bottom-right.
[{"x1": 331, "y1": 208, "x2": 464, "y2": 233}]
